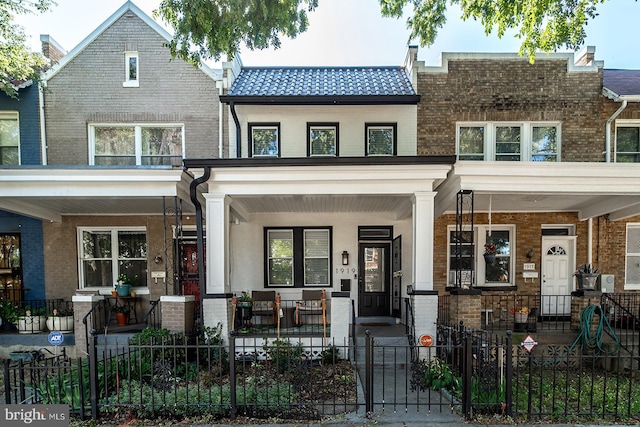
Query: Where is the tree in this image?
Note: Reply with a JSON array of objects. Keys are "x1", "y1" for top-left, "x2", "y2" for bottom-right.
[
  {"x1": 0, "y1": 0, "x2": 55, "y2": 98},
  {"x1": 156, "y1": 0, "x2": 318, "y2": 64},
  {"x1": 379, "y1": 0, "x2": 613, "y2": 61}
]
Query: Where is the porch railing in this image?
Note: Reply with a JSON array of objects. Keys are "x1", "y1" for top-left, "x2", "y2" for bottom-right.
[{"x1": 481, "y1": 294, "x2": 572, "y2": 333}]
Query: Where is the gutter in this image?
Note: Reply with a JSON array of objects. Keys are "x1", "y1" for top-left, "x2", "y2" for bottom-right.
[
  {"x1": 189, "y1": 166, "x2": 211, "y2": 327},
  {"x1": 229, "y1": 102, "x2": 241, "y2": 158},
  {"x1": 605, "y1": 99, "x2": 627, "y2": 163},
  {"x1": 38, "y1": 85, "x2": 47, "y2": 165}
]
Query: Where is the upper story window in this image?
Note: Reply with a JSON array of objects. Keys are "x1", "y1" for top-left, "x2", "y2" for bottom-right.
[
  {"x1": 625, "y1": 223, "x2": 640, "y2": 290},
  {"x1": 366, "y1": 123, "x2": 397, "y2": 156},
  {"x1": 308, "y1": 123, "x2": 338, "y2": 157},
  {"x1": 616, "y1": 124, "x2": 640, "y2": 162},
  {"x1": 265, "y1": 227, "x2": 331, "y2": 287},
  {"x1": 78, "y1": 227, "x2": 147, "y2": 289},
  {"x1": 0, "y1": 111, "x2": 19, "y2": 165},
  {"x1": 89, "y1": 124, "x2": 184, "y2": 166},
  {"x1": 457, "y1": 122, "x2": 559, "y2": 162},
  {"x1": 249, "y1": 123, "x2": 280, "y2": 157},
  {"x1": 448, "y1": 225, "x2": 514, "y2": 288},
  {"x1": 123, "y1": 52, "x2": 139, "y2": 87}
]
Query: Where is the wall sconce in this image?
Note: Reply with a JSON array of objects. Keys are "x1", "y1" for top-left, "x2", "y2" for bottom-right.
[
  {"x1": 154, "y1": 255, "x2": 163, "y2": 264},
  {"x1": 525, "y1": 249, "x2": 534, "y2": 260},
  {"x1": 341, "y1": 251, "x2": 349, "y2": 266}
]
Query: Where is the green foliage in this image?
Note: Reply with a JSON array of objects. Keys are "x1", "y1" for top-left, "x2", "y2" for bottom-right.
[
  {"x1": 156, "y1": 0, "x2": 318, "y2": 64},
  {"x1": 379, "y1": 0, "x2": 610, "y2": 62},
  {"x1": 265, "y1": 338, "x2": 303, "y2": 374},
  {"x1": 128, "y1": 326, "x2": 187, "y2": 382},
  {"x1": 0, "y1": 0, "x2": 55, "y2": 98},
  {"x1": 0, "y1": 299, "x2": 19, "y2": 323},
  {"x1": 320, "y1": 344, "x2": 341, "y2": 365},
  {"x1": 422, "y1": 357, "x2": 461, "y2": 392}
]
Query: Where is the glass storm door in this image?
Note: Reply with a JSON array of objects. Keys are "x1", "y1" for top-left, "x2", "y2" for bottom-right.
[{"x1": 358, "y1": 243, "x2": 390, "y2": 316}]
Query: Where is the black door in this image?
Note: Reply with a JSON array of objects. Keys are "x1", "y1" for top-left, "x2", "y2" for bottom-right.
[{"x1": 358, "y1": 242, "x2": 390, "y2": 316}]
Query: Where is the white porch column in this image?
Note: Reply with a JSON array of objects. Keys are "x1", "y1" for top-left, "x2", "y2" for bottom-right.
[
  {"x1": 205, "y1": 193, "x2": 230, "y2": 294},
  {"x1": 413, "y1": 191, "x2": 436, "y2": 291}
]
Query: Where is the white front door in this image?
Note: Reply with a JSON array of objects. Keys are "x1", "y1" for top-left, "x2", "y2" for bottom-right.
[{"x1": 541, "y1": 236, "x2": 576, "y2": 316}]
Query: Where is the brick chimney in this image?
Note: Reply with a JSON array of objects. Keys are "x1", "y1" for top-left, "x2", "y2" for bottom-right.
[{"x1": 40, "y1": 35, "x2": 67, "y2": 66}]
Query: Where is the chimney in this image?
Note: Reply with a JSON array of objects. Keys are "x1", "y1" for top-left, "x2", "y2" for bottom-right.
[
  {"x1": 40, "y1": 35, "x2": 67, "y2": 66},
  {"x1": 574, "y1": 46, "x2": 595, "y2": 66}
]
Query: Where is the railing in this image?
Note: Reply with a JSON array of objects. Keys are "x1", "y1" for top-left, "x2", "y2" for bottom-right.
[
  {"x1": 142, "y1": 298, "x2": 161, "y2": 329},
  {"x1": 1, "y1": 298, "x2": 68, "y2": 333},
  {"x1": 600, "y1": 293, "x2": 640, "y2": 354},
  {"x1": 481, "y1": 294, "x2": 572, "y2": 332}
]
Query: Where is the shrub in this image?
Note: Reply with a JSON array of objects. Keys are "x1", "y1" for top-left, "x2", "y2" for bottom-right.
[
  {"x1": 265, "y1": 339, "x2": 303, "y2": 374},
  {"x1": 320, "y1": 344, "x2": 341, "y2": 365}
]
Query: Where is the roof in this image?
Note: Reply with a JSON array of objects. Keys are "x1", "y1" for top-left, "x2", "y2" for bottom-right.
[
  {"x1": 221, "y1": 67, "x2": 420, "y2": 105},
  {"x1": 603, "y1": 69, "x2": 640, "y2": 98},
  {"x1": 43, "y1": 1, "x2": 220, "y2": 81}
]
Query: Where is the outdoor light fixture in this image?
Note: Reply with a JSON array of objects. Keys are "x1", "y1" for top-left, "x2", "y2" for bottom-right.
[
  {"x1": 526, "y1": 249, "x2": 534, "y2": 260},
  {"x1": 342, "y1": 251, "x2": 349, "y2": 265}
]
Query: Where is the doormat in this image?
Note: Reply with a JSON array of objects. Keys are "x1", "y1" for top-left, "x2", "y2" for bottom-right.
[{"x1": 360, "y1": 322, "x2": 392, "y2": 326}]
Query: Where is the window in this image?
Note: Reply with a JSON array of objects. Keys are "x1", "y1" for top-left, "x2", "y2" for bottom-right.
[
  {"x1": 625, "y1": 224, "x2": 640, "y2": 290},
  {"x1": 265, "y1": 227, "x2": 331, "y2": 287},
  {"x1": 0, "y1": 111, "x2": 19, "y2": 165},
  {"x1": 78, "y1": 228, "x2": 147, "y2": 288},
  {"x1": 457, "y1": 122, "x2": 559, "y2": 161},
  {"x1": 89, "y1": 124, "x2": 183, "y2": 166},
  {"x1": 616, "y1": 125, "x2": 640, "y2": 162},
  {"x1": 447, "y1": 225, "x2": 514, "y2": 287},
  {"x1": 365, "y1": 123, "x2": 397, "y2": 156},
  {"x1": 307, "y1": 123, "x2": 338, "y2": 156},
  {"x1": 249, "y1": 123, "x2": 279, "y2": 157},
  {"x1": 123, "y1": 52, "x2": 139, "y2": 87}
]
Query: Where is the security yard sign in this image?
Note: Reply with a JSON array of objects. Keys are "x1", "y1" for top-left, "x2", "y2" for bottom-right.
[{"x1": 520, "y1": 334, "x2": 538, "y2": 353}]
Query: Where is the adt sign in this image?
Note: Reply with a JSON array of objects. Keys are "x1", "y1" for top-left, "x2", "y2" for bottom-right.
[{"x1": 48, "y1": 331, "x2": 64, "y2": 346}]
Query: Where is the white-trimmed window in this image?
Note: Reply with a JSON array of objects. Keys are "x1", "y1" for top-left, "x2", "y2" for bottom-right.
[
  {"x1": 266, "y1": 227, "x2": 331, "y2": 287},
  {"x1": 249, "y1": 123, "x2": 280, "y2": 157},
  {"x1": 123, "y1": 51, "x2": 139, "y2": 87},
  {"x1": 78, "y1": 227, "x2": 147, "y2": 288},
  {"x1": 616, "y1": 123, "x2": 640, "y2": 162},
  {"x1": 366, "y1": 123, "x2": 397, "y2": 156},
  {"x1": 625, "y1": 224, "x2": 640, "y2": 290},
  {"x1": 308, "y1": 123, "x2": 338, "y2": 156},
  {"x1": 0, "y1": 111, "x2": 19, "y2": 165},
  {"x1": 457, "y1": 122, "x2": 559, "y2": 161},
  {"x1": 447, "y1": 225, "x2": 515, "y2": 287},
  {"x1": 89, "y1": 124, "x2": 184, "y2": 166}
]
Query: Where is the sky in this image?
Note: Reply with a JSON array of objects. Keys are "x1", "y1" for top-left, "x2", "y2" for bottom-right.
[{"x1": 14, "y1": 0, "x2": 640, "y2": 69}]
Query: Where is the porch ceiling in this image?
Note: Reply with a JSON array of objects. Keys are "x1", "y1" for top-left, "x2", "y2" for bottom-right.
[
  {"x1": 435, "y1": 162, "x2": 640, "y2": 221},
  {"x1": 0, "y1": 168, "x2": 199, "y2": 222}
]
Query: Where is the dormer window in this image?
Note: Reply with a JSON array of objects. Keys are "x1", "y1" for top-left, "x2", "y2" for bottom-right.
[
  {"x1": 366, "y1": 123, "x2": 397, "y2": 156},
  {"x1": 308, "y1": 123, "x2": 338, "y2": 157},
  {"x1": 123, "y1": 52, "x2": 139, "y2": 87},
  {"x1": 249, "y1": 123, "x2": 280, "y2": 157}
]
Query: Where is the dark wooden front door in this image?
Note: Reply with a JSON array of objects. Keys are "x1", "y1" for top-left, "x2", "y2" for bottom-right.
[{"x1": 358, "y1": 242, "x2": 390, "y2": 316}]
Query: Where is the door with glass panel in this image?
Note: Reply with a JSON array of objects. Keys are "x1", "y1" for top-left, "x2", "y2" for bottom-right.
[{"x1": 358, "y1": 243, "x2": 390, "y2": 316}]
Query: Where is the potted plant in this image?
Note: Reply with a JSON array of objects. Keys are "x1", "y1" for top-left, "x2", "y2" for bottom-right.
[
  {"x1": 115, "y1": 273, "x2": 132, "y2": 296},
  {"x1": 16, "y1": 306, "x2": 46, "y2": 334},
  {"x1": 236, "y1": 291, "x2": 253, "y2": 308},
  {"x1": 483, "y1": 243, "x2": 497, "y2": 264},
  {"x1": 112, "y1": 304, "x2": 130, "y2": 326},
  {"x1": 510, "y1": 306, "x2": 529, "y2": 324},
  {"x1": 0, "y1": 299, "x2": 18, "y2": 331},
  {"x1": 46, "y1": 305, "x2": 74, "y2": 333},
  {"x1": 575, "y1": 264, "x2": 599, "y2": 290}
]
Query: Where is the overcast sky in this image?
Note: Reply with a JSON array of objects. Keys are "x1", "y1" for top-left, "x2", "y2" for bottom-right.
[{"x1": 15, "y1": 0, "x2": 639, "y2": 69}]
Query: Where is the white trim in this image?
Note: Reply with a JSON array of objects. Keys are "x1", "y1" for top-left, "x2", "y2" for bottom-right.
[
  {"x1": 0, "y1": 111, "x2": 20, "y2": 165},
  {"x1": 123, "y1": 51, "x2": 139, "y2": 87},
  {"x1": 161, "y1": 295, "x2": 195, "y2": 303}
]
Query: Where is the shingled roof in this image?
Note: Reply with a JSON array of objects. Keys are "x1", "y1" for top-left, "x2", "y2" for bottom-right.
[
  {"x1": 603, "y1": 69, "x2": 640, "y2": 98},
  {"x1": 221, "y1": 67, "x2": 420, "y2": 105}
]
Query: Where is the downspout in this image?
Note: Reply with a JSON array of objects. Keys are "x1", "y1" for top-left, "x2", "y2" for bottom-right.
[
  {"x1": 587, "y1": 218, "x2": 593, "y2": 266},
  {"x1": 229, "y1": 101, "x2": 241, "y2": 158},
  {"x1": 38, "y1": 85, "x2": 47, "y2": 165},
  {"x1": 217, "y1": 81, "x2": 223, "y2": 158},
  {"x1": 189, "y1": 166, "x2": 211, "y2": 327},
  {"x1": 605, "y1": 99, "x2": 627, "y2": 163}
]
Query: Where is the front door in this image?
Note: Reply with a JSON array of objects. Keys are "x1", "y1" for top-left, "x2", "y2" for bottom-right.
[
  {"x1": 541, "y1": 236, "x2": 576, "y2": 317},
  {"x1": 358, "y1": 242, "x2": 391, "y2": 316}
]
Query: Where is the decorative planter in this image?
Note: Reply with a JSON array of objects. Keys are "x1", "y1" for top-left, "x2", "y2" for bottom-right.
[
  {"x1": 46, "y1": 315, "x2": 74, "y2": 333},
  {"x1": 483, "y1": 253, "x2": 496, "y2": 264},
  {"x1": 17, "y1": 315, "x2": 46, "y2": 334},
  {"x1": 115, "y1": 284, "x2": 131, "y2": 297},
  {"x1": 115, "y1": 312, "x2": 128, "y2": 326},
  {"x1": 578, "y1": 273, "x2": 599, "y2": 290},
  {"x1": 514, "y1": 312, "x2": 528, "y2": 323}
]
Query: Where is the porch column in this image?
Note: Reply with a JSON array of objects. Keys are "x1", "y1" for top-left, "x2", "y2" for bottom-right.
[
  {"x1": 413, "y1": 191, "x2": 436, "y2": 291},
  {"x1": 330, "y1": 292, "x2": 351, "y2": 353}
]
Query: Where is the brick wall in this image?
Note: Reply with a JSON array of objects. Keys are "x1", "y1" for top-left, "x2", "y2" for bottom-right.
[{"x1": 44, "y1": 11, "x2": 220, "y2": 165}]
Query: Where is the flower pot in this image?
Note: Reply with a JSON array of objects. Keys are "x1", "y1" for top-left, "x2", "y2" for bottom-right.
[
  {"x1": 115, "y1": 312, "x2": 128, "y2": 326},
  {"x1": 483, "y1": 253, "x2": 496, "y2": 264},
  {"x1": 115, "y1": 284, "x2": 131, "y2": 297},
  {"x1": 515, "y1": 312, "x2": 528, "y2": 323},
  {"x1": 46, "y1": 315, "x2": 74, "y2": 333},
  {"x1": 578, "y1": 273, "x2": 599, "y2": 290},
  {"x1": 17, "y1": 315, "x2": 46, "y2": 334}
]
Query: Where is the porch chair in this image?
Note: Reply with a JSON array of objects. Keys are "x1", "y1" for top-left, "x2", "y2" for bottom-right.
[
  {"x1": 295, "y1": 289, "x2": 327, "y2": 333},
  {"x1": 251, "y1": 290, "x2": 276, "y2": 326}
]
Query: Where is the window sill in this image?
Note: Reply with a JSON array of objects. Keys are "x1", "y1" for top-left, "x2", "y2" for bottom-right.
[{"x1": 122, "y1": 81, "x2": 139, "y2": 88}]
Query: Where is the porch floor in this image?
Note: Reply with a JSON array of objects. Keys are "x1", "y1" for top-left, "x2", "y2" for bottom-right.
[{"x1": 234, "y1": 323, "x2": 330, "y2": 338}]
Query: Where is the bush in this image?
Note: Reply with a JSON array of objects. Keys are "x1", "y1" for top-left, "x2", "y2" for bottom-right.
[
  {"x1": 320, "y1": 344, "x2": 341, "y2": 365},
  {"x1": 265, "y1": 339, "x2": 303, "y2": 374}
]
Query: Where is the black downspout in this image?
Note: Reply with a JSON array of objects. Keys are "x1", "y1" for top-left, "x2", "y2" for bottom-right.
[
  {"x1": 189, "y1": 167, "x2": 211, "y2": 328},
  {"x1": 229, "y1": 101, "x2": 241, "y2": 158}
]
